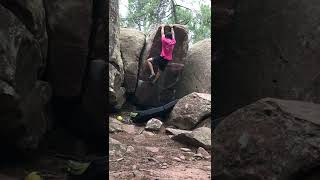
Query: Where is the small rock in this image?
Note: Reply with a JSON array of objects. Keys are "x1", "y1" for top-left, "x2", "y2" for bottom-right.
[
  {"x1": 156, "y1": 156, "x2": 164, "y2": 159},
  {"x1": 145, "y1": 147, "x2": 160, "y2": 153},
  {"x1": 197, "y1": 147, "x2": 210, "y2": 158},
  {"x1": 162, "y1": 163, "x2": 168, "y2": 166},
  {"x1": 132, "y1": 165, "x2": 137, "y2": 170},
  {"x1": 126, "y1": 146, "x2": 135, "y2": 152},
  {"x1": 180, "y1": 148, "x2": 191, "y2": 152},
  {"x1": 193, "y1": 153, "x2": 203, "y2": 160},
  {"x1": 160, "y1": 166, "x2": 168, "y2": 169},
  {"x1": 143, "y1": 131, "x2": 155, "y2": 136},
  {"x1": 166, "y1": 128, "x2": 192, "y2": 135},
  {"x1": 133, "y1": 134, "x2": 146, "y2": 143},
  {"x1": 179, "y1": 155, "x2": 186, "y2": 160},
  {"x1": 109, "y1": 117, "x2": 123, "y2": 133},
  {"x1": 145, "y1": 118, "x2": 163, "y2": 131},
  {"x1": 172, "y1": 157, "x2": 182, "y2": 162},
  {"x1": 172, "y1": 127, "x2": 211, "y2": 149},
  {"x1": 168, "y1": 135, "x2": 174, "y2": 138}
]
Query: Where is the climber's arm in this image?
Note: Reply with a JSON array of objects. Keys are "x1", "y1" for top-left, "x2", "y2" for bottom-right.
[
  {"x1": 161, "y1": 24, "x2": 165, "y2": 38},
  {"x1": 170, "y1": 25, "x2": 175, "y2": 40}
]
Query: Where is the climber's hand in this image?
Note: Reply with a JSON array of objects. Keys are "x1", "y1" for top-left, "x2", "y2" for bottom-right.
[{"x1": 160, "y1": 24, "x2": 165, "y2": 28}]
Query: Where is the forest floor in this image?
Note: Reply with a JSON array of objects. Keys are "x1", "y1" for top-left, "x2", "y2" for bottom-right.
[{"x1": 109, "y1": 114, "x2": 211, "y2": 180}]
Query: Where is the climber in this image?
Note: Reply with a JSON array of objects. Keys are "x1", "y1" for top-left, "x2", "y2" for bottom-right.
[{"x1": 146, "y1": 24, "x2": 176, "y2": 84}]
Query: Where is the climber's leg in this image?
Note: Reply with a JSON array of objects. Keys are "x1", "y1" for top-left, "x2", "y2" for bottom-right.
[
  {"x1": 152, "y1": 71, "x2": 161, "y2": 84},
  {"x1": 147, "y1": 57, "x2": 155, "y2": 79}
]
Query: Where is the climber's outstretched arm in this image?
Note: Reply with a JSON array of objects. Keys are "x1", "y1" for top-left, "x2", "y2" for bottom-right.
[
  {"x1": 170, "y1": 24, "x2": 175, "y2": 39},
  {"x1": 161, "y1": 24, "x2": 165, "y2": 38}
]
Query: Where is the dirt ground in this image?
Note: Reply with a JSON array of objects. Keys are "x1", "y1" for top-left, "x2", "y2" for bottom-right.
[{"x1": 109, "y1": 122, "x2": 212, "y2": 180}]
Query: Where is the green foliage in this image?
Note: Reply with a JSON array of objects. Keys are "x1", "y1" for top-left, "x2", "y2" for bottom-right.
[{"x1": 120, "y1": 0, "x2": 211, "y2": 44}]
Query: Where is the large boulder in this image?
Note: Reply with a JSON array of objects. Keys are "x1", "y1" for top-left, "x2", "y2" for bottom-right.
[
  {"x1": 176, "y1": 38, "x2": 211, "y2": 98},
  {"x1": 109, "y1": 0, "x2": 125, "y2": 110},
  {"x1": 214, "y1": 0, "x2": 320, "y2": 118},
  {"x1": 0, "y1": 4, "x2": 50, "y2": 150},
  {"x1": 214, "y1": 98, "x2": 320, "y2": 180},
  {"x1": 109, "y1": 64, "x2": 125, "y2": 110},
  {"x1": 167, "y1": 92, "x2": 211, "y2": 130},
  {"x1": 0, "y1": 0, "x2": 48, "y2": 63},
  {"x1": 44, "y1": 0, "x2": 92, "y2": 97},
  {"x1": 135, "y1": 24, "x2": 189, "y2": 107},
  {"x1": 120, "y1": 28, "x2": 146, "y2": 93}
]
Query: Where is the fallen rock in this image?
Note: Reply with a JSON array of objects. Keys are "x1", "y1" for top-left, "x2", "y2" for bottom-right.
[
  {"x1": 145, "y1": 118, "x2": 163, "y2": 131},
  {"x1": 172, "y1": 127, "x2": 211, "y2": 150},
  {"x1": 145, "y1": 147, "x2": 160, "y2": 153},
  {"x1": 120, "y1": 28, "x2": 146, "y2": 93},
  {"x1": 167, "y1": 92, "x2": 211, "y2": 130},
  {"x1": 195, "y1": 116, "x2": 211, "y2": 129},
  {"x1": 176, "y1": 39, "x2": 211, "y2": 98},
  {"x1": 197, "y1": 147, "x2": 210, "y2": 159},
  {"x1": 214, "y1": 98, "x2": 320, "y2": 180},
  {"x1": 166, "y1": 128, "x2": 192, "y2": 136}
]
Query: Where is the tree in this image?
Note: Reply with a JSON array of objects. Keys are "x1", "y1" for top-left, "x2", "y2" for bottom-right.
[{"x1": 120, "y1": 0, "x2": 211, "y2": 43}]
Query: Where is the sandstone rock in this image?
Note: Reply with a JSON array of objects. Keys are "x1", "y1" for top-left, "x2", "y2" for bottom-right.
[
  {"x1": 145, "y1": 118, "x2": 163, "y2": 131},
  {"x1": 120, "y1": 28, "x2": 146, "y2": 93},
  {"x1": 167, "y1": 92, "x2": 211, "y2": 130},
  {"x1": 214, "y1": 0, "x2": 320, "y2": 117},
  {"x1": 135, "y1": 24, "x2": 189, "y2": 106},
  {"x1": 172, "y1": 157, "x2": 181, "y2": 162},
  {"x1": 143, "y1": 131, "x2": 155, "y2": 136},
  {"x1": 166, "y1": 128, "x2": 192, "y2": 136},
  {"x1": 176, "y1": 39, "x2": 211, "y2": 98},
  {"x1": 214, "y1": 98, "x2": 320, "y2": 180},
  {"x1": 0, "y1": 4, "x2": 50, "y2": 150},
  {"x1": 172, "y1": 127, "x2": 211, "y2": 150},
  {"x1": 45, "y1": 0, "x2": 92, "y2": 96}
]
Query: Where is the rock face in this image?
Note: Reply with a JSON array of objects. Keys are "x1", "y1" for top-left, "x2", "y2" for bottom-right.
[
  {"x1": 214, "y1": 98, "x2": 320, "y2": 180},
  {"x1": 120, "y1": 28, "x2": 146, "y2": 93},
  {"x1": 0, "y1": 0, "x2": 48, "y2": 63},
  {"x1": 167, "y1": 92, "x2": 211, "y2": 130},
  {"x1": 109, "y1": 0, "x2": 125, "y2": 110},
  {"x1": 172, "y1": 127, "x2": 211, "y2": 150},
  {"x1": 214, "y1": 0, "x2": 320, "y2": 117},
  {"x1": 0, "y1": 4, "x2": 50, "y2": 149},
  {"x1": 109, "y1": 64, "x2": 126, "y2": 110},
  {"x1": 135, "y1": 24, "x2": 189, "y2": 107},
  {"x1": 176, "y1": 39, "x2": 211, "y2": 98},
  {"x1": 44, "y1": 0, "x2": 92, "y2": 97}
]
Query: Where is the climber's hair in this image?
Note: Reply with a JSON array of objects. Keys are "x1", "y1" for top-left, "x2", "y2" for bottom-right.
[{"x1": 165, "y1": 32, "x2": 172, "y2": 39}]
